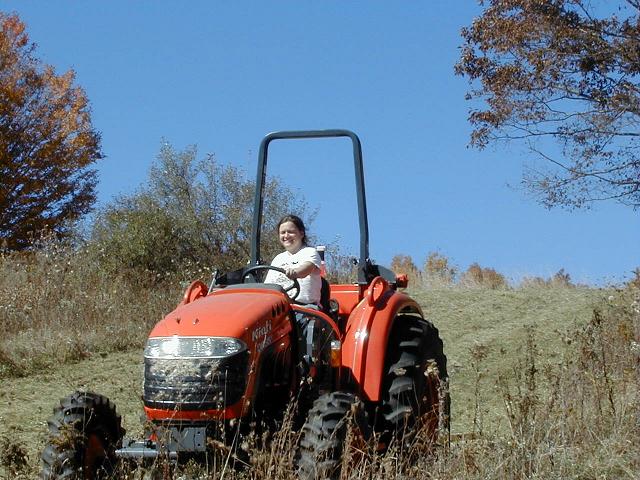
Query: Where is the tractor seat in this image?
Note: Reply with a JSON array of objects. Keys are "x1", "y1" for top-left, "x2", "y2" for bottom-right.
[{"x1": 320, "y1": 277, "x2": 339, "y2": 320}]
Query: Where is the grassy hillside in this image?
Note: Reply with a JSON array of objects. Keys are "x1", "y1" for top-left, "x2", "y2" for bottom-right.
[
  {"x1": 412, "y1": 285, "x2": 614, "y2": 433},
  {"x1": 0, "y1": 248, "x2": 638, "y2": 479}
]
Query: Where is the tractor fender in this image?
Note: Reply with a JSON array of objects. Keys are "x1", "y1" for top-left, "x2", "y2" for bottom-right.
[{"x1": 341, "y1": 277, "x2": 423, "y2": 402}]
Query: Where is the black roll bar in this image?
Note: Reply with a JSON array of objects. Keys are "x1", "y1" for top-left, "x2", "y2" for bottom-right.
[{"x1": 249, "y1": 129, "x2": 370, "y2": 284}]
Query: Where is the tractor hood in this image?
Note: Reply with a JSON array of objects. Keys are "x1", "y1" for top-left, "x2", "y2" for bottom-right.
[{"x1": 148, "y1": 285, "x2": 291, "y2": 339}]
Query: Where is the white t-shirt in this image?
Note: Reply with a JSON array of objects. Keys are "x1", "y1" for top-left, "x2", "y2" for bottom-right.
[{"x1": 264, "y1": 246, "x2": 322, "y2": 305}]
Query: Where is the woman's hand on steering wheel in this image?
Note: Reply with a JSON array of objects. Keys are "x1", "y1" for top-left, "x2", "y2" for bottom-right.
[{"x1": 242, "y1": 265, "x2": 301, "y2": 300}]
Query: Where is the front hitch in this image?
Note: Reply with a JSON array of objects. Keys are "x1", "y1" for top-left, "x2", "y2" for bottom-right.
[{"x1": 116, "y1": 426, "x2": 206, "y2": 462}]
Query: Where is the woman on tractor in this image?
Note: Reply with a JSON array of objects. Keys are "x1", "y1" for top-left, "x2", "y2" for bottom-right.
[
  {"x1": 265, "y1": 214, "x2": 331, "y2": 394},
  {"x1": 264, "y1": 214, "x2": 322, "y2": 307}
]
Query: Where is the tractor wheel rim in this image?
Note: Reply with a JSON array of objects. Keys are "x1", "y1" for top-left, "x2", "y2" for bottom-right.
[
  {"x1": 423, "y1": 365, "x2": 441, "y2": 440},
  {"x1": 83, "y1": 433, "x2": 107, "y2": 479}
]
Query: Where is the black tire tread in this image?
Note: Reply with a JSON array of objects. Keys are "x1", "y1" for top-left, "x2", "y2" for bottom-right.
[
  {"x1": 40, "y1": 391, "x2": 124, "y2": 480},
  {"x1": 297, "y1": 391, "x2": 368, "y2": 480},
  {"x1": 380, "y1": 314, "x2": 449, "y2": 443}
]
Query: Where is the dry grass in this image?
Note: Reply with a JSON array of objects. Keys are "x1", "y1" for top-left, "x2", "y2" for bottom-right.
[
  {"x1": 0, "y1": 245, "x2": 638, "y2": 479},
  {"x1": 0, "y1": 242, "x2": 178, "y2": 379}
]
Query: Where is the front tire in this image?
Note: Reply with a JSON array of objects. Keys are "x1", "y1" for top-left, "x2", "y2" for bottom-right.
[
  {"x1": 297, "y1": 391, "x2": 368, "y2": 480},
  {"x1": 40, "y1": 391, "x2": 124, "y2": 480}
]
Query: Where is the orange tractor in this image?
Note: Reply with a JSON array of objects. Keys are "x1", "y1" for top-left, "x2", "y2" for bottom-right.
[{"x1": 40, "y1": 130, "x2": 449, "y2": 479}]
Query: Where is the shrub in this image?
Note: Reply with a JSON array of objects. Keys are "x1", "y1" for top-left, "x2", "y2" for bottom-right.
[
  {"x1": 628, "y1": 267, "x2": 640, "y2": 289},
  {"x1": 520, "y1": 268, "x2": 574, "y2": 289},
  {"x1": 459, "y1": 262, "x2": 507, "y2": 289},
  {"x1": 90, "y1": 194, "x2": 199, "y2": 283},
  {"x1": 423, "y1": 251, "x2": 456, "y2": 286},
  {"x1": 390, "y1": 254, "x2": 420, "y2": 285},
  {"x1": 89, "y1": 143, "x2": 310, "y2": 283},
  {"x1": 550, "y1": 268, "x2": 573, "y2": 287}
]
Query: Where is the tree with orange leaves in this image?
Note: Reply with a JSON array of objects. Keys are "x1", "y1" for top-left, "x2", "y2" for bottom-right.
[
  {"x1": 0, "y1": 13, "x2": 102, "y2": 250},
  {"x1": 456, "y1": 1, "x2": 640, "y2": 209}
]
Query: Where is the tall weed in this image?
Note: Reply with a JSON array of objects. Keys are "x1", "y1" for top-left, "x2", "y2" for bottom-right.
[
  {"x1": 1, "y1": 238, "x2": 638, "y2": 478},
  {"x1": 0, "y1": 241, "x2": 177, "y2": 378}
]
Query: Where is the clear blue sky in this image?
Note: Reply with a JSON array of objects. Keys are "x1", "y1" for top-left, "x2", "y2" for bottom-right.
[{"x1": 4, "y1": 1, "x2": 639, "y2": 285}]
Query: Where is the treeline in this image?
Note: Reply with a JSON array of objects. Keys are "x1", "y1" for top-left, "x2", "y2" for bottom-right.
[{"x1": 391, "y1": 252, "x2": 584, "y2": 289}]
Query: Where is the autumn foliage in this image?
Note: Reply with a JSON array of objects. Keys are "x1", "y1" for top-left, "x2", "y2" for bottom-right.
[
  {"x1": 390, "y1": 254, "x2": 420, "y2": 284},
  {"x1": 456, "y1": 0, "x2": 640, "y2": 209},
  {"x1": 0, "y1": 13, "x2": 102, "y2": 250},
  {"x1": 460, "y1": 262, "x2": 507, "y2": 289},
  {"x1": 424, "y1": 251, "x2": 457, "y2": 285}
]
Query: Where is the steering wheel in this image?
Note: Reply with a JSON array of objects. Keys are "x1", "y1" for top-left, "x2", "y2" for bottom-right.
[{"x1": 243, "y1": 265, "x2": 301, "y2": 300}]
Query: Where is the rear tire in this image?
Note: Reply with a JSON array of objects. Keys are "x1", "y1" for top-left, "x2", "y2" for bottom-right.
[
  {"x1": 381, "y1": 315, "x2": 449, "y2": 446},
  {"x1": 297, "y1": 391, "x2": 368, "y2": 480},
  {"x1": 40, "y1": 391, "x2": 124, "y2": 480}
]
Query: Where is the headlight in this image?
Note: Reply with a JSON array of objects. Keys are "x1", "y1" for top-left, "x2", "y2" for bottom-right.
[{"x1": 144, "y1": 336, "x2": 246, "y2": 359}]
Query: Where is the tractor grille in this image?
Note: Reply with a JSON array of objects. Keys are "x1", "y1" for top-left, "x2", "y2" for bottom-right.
[{"x1": 143, "y1": 351, "x2": 250, "y2": 411}]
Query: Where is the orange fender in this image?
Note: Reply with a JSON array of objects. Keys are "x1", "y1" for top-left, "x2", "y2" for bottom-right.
[
  {"x1": 181, "y1": 280, "x2": 209, "y2": 306},
  {"x1": 341, "y1": 276, "x2": 423, "y2": 402}
]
